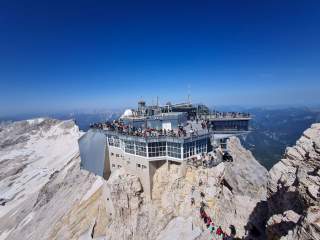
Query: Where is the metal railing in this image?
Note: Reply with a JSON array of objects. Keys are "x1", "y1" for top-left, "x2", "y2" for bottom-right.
[{"x1": 103, "y1": 129, "x2": 211, "y2": 143}]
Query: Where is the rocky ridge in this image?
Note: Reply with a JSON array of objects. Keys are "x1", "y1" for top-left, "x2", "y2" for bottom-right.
[
  {"x1": 0, "y1": 119, "x2": 104, "y2": 240},
  {"x1": 0, "y1": 119, "x2": 268, "y2": 239},
  {"x1": 0, "y1": 119, "x2": 319, "y2": 240},
  {"x1": 267, "y1": 123, "x2": 320, "y2": 239}
]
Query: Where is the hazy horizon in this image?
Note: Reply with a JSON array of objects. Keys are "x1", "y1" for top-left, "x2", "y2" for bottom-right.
[{"x1": 1, "y1": 102, "x2": 320, "y2": 120}]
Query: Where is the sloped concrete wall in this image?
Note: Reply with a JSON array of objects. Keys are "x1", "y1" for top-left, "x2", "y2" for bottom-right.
[{"x1": 79, "y1": 130, "x2": 107, "y2": 177}]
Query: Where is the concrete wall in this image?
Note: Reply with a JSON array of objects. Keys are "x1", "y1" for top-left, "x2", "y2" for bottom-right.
[
  {"x1": 78, "y1": 130, "x2": 108, "y2": 177},
  {"x1": 108, "y1": 145, "x2": 167, "y2": 199},
  {"x1": 103, "y1": 143, "x2": 111, "y2": 179}
]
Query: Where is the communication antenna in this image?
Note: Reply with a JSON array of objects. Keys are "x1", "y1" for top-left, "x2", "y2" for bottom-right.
[{"x1": 187, "y1": 84, "x2": 191, "y2": 104}]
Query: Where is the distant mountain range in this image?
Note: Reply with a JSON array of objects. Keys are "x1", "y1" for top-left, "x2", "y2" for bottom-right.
[
  {"x1": 238, "y1": 107, "x2": 320, "y2": 169},
  {"x1": 1, "y1": 106, "x2": 319, "y2": 170}
]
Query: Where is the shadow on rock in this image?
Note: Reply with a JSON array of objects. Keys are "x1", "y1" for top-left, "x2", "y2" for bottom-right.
[{"x1": 244, "y1": 200, "x2": 268, "y2": 240}]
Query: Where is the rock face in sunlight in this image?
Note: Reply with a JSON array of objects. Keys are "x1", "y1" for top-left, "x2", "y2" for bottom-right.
[
  {"x1": 267, "y1": 123, "x2": 320, "y2": 240},
  {"x1": 98, "y1": 137, "x2": 268, "y2": 240},
  {"x1": 0, "y1": 119, "x2": 107, "y2": 240},
  {"x1": 0, "y1": 119, "x2": 268, "y2": 240},
  {"x1": 0, "y1": 118, "x2": 318, "y2": 240}
]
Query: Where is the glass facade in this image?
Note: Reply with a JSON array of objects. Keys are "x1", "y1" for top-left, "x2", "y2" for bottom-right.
[
  {"x1": 108, "y1": 135, "x2": 120, "y2": 147},
  {"x1": 124, "y1": 140, "x2": 135, "y2": 154},
  {"x1": 219, "y1": 138, "x2": 228, "y2": 149},
  {"x1": 107, "y1": 134, "x2": 211, "y2": 160},
  {"x1": 183, "y1": 141, "x2": 195, "y2": 158},
  {"x1": 167, "y1": 142, "x2": 181, "y2": 159},
  {"x1": 136, "y1": 141, "x2": 147, "y2": 156},
  {"x1": 211, "y1": 120, "x2": 249, "y2": 131},
  {"x1": 184, "y1": 139, "x2": 208, "y2": 158},
  {"x1": 148, "y1": 142, "x2": 166, "y2": 157},
  {"x1": 195, "y1": 139, "x2": 207, "y2": 154}
]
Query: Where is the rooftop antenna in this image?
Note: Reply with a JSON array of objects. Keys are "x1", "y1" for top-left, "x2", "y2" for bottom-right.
[
  {"x1": 187, "y1": 84, "x2": 191, "y2": 104},
  {"x1": 157, "y1": 96, "x2": 159, "y2": 107}
]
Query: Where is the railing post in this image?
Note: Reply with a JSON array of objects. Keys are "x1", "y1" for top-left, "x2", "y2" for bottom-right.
[
  {"x1": 146, "y1": 141, "x2": 149, "y2": 158},
  {"x1": 166, "y1": 141, "x2": 168, "y2": 157}
]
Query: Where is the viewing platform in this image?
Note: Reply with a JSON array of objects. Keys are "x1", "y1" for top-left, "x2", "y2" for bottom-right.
[{"x1": 80, "y1": 100, "x2": 252, "y2": 199}]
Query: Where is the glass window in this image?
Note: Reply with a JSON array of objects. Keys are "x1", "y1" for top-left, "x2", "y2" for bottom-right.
[
  {"x1": 124, "y1": 140, "x2": 135, "y2": 154},
  {"x1": 108, "y1": 135, "x2": 114, "y2": 146},
  {"x1": 195, "y1": 139, "x2": 207, "y2": 154},
  {"x1": 167, "y1": 142, "x2": 181, "y2": 159},
  {"x1": 148, "y1": 142, "x2": 166, "y2": 157},
  {"x1": 183, "y1": 141, "x2": 195, "y2": 158},
  {"x1": 135, "y1": 141, "x2": 147, "y2": 157},
  {"x1": 114, "y1": 137, "x2": 120, "y2": 147},
  {"x1": 108, "y1": 135, "x2": 120, "y2": 147}
]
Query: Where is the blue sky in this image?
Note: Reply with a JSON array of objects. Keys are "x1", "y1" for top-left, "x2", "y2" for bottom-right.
[{"x1": 0, "y1": 1, "x2": 320, "y2": 116}]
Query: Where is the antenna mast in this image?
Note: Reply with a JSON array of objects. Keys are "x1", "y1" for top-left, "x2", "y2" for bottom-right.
[{"x1": 187, "y1": 84, "x2": 191, "y2": 104}]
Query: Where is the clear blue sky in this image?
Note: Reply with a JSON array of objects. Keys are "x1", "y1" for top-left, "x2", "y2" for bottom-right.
[{"x1": 1, "y1": 1, "x2": 320, "y2": 116}]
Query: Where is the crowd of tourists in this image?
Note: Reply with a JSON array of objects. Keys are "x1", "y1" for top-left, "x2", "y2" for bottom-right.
[
  {"x1": 187, "y1": 150, "x2": 233, "y2": 169},
  {"x1": 90, "y1": 120, "x2": 211, "y2": 138},
  {"x1": 209, "y1": 111, "x2": 250, "y2": 119}
]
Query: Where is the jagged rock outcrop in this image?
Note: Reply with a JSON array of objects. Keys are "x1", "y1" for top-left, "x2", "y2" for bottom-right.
[
  {"x1": 0, "y1": 118, "x2": 277, "y2": 240},
  {"x1": 267, "y1": 123, "x2": 320, "y2": 240},
  {"x1": 0, "y1": 119, "x2": 107, "y2": 240},
  {"x1": 102, "y1": 137, "x2": 268, "y2": 240}
]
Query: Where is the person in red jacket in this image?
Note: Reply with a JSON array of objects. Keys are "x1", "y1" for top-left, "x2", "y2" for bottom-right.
[{"x1": 216, "y1": 226, "x2": 223, "y2": 235}]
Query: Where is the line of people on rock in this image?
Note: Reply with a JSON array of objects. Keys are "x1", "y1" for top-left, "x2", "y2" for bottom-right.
[
  {"x1": 190, "y1": 182, "x2": 236, "y2": 240},
  {"x1": 200, "y1": 206, "x2": 236, "y2": 240}
]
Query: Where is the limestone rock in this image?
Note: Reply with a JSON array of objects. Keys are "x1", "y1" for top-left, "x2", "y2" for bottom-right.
[
  {"x1": 267, "y1": 123, "x2": 320, "y2": 240},
  {"x1": 0, "y1": 119, "x2": 108, "y2": 240},
  {"x1": 155, "y1": 217, "x2": 201, "y2": 240},
  {"x1": 7, "y1": 118, "x2": 320, "y2": 240}
]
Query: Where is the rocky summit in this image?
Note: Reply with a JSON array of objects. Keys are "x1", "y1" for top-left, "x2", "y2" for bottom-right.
[
  {"x1": 267, "y1": 123, "x2": 320, "y2": 240},
  {"x1": 0, "y1": 119, "x2": 319, "y2": 240}
]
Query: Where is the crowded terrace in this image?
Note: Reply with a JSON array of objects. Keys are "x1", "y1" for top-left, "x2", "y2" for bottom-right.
[{"x1": 90, "y1": 119, "x2": 211, "y2": 139}]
